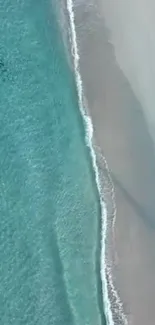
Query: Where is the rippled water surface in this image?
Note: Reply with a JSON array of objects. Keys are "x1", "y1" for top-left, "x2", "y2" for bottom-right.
[{"x1": 0, "y1": 1, "x2": 108, "y2": 324}]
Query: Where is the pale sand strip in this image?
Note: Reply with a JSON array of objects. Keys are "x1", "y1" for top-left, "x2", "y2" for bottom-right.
[{"x1": 74, "y1": 1, "x2": 155, "y2": 324}]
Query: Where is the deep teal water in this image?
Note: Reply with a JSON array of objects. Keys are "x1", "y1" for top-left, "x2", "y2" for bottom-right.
[{"x1": 0, "y1": 1, "x2": 106, "y2": 324}]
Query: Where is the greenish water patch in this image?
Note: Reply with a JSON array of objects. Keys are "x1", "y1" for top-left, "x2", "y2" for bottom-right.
[{"x1": 0, "y1": 1, "x2": 106, "y2": 324}]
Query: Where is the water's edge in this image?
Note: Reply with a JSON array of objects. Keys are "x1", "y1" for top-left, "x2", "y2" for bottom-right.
[
  {"x1": 65, "y1": 1, "x2": 114, "y2": 324},
  {"x1": 64, "y1": 1, "x2": 130, "y2": 324}
]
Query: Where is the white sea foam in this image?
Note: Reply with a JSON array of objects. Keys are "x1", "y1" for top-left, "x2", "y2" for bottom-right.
[{"x1": 66, "y1": 0, "x2": 128, "y2": 324}]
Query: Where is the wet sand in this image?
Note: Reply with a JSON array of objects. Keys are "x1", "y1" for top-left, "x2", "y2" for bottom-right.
[{"x1": 74, "y1": 1, "x2": 155, "y2": 324}]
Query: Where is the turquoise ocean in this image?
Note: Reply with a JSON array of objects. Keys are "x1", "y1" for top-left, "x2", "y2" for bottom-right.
[{"x1": 0, "y1": 0, "x2": 108, "y2": 324}]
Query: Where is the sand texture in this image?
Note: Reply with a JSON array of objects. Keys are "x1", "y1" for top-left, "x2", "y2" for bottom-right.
[{"x1": 74, "y1": 1, "x2": 155, "y2": 324}]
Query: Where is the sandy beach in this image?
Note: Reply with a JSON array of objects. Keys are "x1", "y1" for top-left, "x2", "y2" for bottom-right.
[{"x1": 74, "y1": 1, "x2": 155, "y2": 324}]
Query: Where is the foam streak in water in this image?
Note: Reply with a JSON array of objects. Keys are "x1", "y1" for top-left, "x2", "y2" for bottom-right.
[{"x1": 66, "y1": 0, "x2": 119, "y2": 324}]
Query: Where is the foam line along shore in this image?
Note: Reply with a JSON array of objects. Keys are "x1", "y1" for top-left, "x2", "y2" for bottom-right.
[{"x1": 66, "y1": 1, "x2": 122, "y2": 324}]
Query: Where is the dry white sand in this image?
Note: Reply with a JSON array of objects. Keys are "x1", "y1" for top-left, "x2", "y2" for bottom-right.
[{"x1": 74, "y1": 1, "x2": 155, "y2": 324}]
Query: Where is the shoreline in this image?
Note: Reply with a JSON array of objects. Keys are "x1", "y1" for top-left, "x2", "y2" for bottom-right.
[
  {"x1": 66, "y1": 1, "x2": 114, "y2": 324},
  {"x1": 96, "y1": 146, "x2": 127, "y2": 325}
]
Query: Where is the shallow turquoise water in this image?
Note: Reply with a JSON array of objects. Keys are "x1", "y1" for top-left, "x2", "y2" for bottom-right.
[{"x1": 0, "y1": 1, "x2": 106, "y2": 324}]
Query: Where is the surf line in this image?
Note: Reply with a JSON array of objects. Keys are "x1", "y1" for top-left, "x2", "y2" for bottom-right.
[{"x1": 66, "y1": 0, "x2": 116, "y2": 324}]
